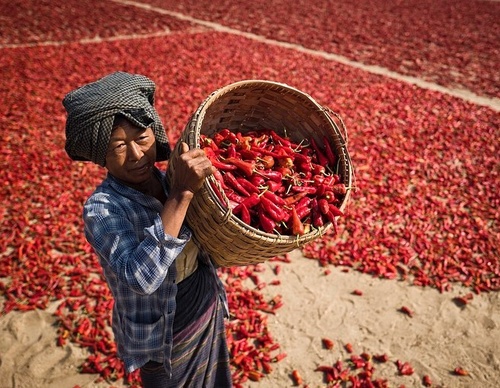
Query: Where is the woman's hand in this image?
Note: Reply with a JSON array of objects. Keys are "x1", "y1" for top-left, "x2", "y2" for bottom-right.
[
  {"x1": 170, "y1": 142, "x2": 215, "y2": 196},
  {"x1": 161, "y1": 142, "x2": 215, "y2": 237}
]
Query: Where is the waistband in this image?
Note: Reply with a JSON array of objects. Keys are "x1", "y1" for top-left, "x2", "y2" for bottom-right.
[{"x1": 175, "y1": 240, "x2": 199, "y2": 283}]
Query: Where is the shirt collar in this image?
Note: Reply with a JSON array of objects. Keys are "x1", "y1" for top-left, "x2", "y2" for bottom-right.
[{"x1": 106, "y1": 167, "x2": 167, "y2": 211}]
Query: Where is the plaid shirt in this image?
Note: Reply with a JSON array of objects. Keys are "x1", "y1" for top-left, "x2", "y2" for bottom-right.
[{"x1": 83, "y1": 168, "x2": 220, "y2": 375}]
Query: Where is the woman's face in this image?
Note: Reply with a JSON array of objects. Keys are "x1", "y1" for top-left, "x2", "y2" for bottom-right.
[{"x1": 105, "y1": 118, "x2": 157, "y2": 188}]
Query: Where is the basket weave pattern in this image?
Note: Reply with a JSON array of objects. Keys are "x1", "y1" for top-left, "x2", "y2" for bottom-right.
[{"x1": 168, "y1": 80, "x2": 353, "y2": 267}]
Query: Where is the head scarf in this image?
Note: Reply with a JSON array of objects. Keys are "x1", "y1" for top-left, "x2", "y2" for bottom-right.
[{"x1": 63, "y1": 71, "x2": 170, "y2": 166}]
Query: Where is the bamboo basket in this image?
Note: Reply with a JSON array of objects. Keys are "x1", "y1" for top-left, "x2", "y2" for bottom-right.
[{"x1": 168, "y1": 80, "x2": 353, "y2": 267}]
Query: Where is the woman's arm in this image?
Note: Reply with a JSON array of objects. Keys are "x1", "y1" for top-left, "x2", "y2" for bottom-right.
[
  {"x1": 84, "y1": 195, "x2": 189, "y2": 295},
  {"x1": 160, "y1": 142, "x2": 215, "y2": 237}
]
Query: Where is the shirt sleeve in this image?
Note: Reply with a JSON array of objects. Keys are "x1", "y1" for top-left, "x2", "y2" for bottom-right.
[{"x1": 83, "y1": 192, "x2": 190, "y2": 295}]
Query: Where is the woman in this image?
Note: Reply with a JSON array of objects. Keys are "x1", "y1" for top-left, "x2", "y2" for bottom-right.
[{"x1": 63, "y1": 72, "x2": 233, "y2": 387}]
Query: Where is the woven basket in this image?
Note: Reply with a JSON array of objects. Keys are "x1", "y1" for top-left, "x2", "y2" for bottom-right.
[{"x1": 168, "y1": 80, "x2": 353, "y2": 267}]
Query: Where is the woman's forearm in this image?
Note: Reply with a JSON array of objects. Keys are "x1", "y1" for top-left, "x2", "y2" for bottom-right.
[{"x1": 160, "y1": 189, "x2": 194, "y2": 237}]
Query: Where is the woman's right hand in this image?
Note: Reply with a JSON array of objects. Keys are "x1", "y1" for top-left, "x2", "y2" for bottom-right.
[
  {"x1": 170, "y1": 142, "x2": 215, "y2": 197},
  {"x1": 161, "y1": 142, "x2": 215, "y2": 237}
]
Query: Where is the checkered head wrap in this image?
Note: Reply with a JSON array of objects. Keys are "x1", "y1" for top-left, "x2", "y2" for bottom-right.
[{"x1": 63, "y1": 71, "x2": 170, "y2": 166}]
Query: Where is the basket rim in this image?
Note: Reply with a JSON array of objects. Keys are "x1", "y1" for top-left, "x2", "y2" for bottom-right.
[{"x1": 186, "y1": 79, "x2": 330, "y2": 150}]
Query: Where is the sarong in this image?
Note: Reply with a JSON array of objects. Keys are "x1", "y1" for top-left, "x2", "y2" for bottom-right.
[{"x1": 140, "y1": 261, "x2": 232, "y2": 387}]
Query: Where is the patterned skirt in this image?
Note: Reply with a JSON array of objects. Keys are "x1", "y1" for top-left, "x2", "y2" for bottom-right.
[
  {"x1": 140, "y1": 261, "x2": 232, "y2": 387},
  {"x1": 171, "y1": 296, "x2": 232, "y2": 387}
]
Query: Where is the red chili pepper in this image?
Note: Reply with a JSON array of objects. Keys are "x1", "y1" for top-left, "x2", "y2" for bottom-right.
[
  {"x1": 212, "y1": 169, "x2": 228, "y2": 190},
  {"x1": 311, "y1": 163, "x2": 326, "y2": 175},
  {"x1": 256, "y1": 169, "x2": 282, "y2": 183},
  {"x1": 262, "y1": 190, "x2": 286, "y2": 206},
  {"x1": 295, "y1": 161, "x2": 312, "y2": 173},
  {"x1": 273, "y1": 353, "x2": 287, "y2": 362},
  {"x1": 249, "y1": 174, "x2": 266, "y2": 187},
  {"x1": 323, "y1": 136, "x2": 337, "y2": 167},
  {"x1": 57, "y1": 336, "x2": 66, "y2": 347},
  {"x1": 276, "y1": 144, "x2": 296, "y2": 156},
  {"x1": 313, "y1": 174, "x2": 326, "y2": 185},
  {"x1": 233, "y1": 203, "x2": 251, "y2": 224},
  {"x1": 249, "y1": 132, "x2": 269, "y2": 146},
  {"x1": 200, "y1": 134, "x2": 212, "y2": 147},
  {"x1": 223, "y1": 171, "x2": 250, "y2": 197},
  {"x1": 290, "y1": 185, "x2": 317, "y2": 194},
  {"x1": 324, "y1": 190, "x2": 338, "y2": 203},
  {"x1": 322, "y1": 175, "x2": 339, "y2": 186},
  {"x1": 259, "y1": 155, "x2": 275, "y2": 169},
  {"x1": 284, "y1": 191, "x2": 308, "y2": 205},
  {"x1": 266, "y1": 180, "x2": 282, "y2": 192},
  {"x1": 324, "y1": 209, "x2": 337, "y2": 224},
  {"x1": 373, "y1": 354, "x2": 389, "y2": 363},
  {"x1": 315, "y1": 365, "x2": 335, "y2": 383},
  {"x1": 315, "y1": 183, "x2": 330, "y2": 197},
  {"x1": 251, "y1": 146, "x2": 282, "y2": 159},
  {"x1": 218, "y1": 128, "x2": 237, "y2": 144},
  {"x1": 226, "y1": 143, "x2": 237, "y2": 158},
  {"x1": 213, "y1": 132, "x2": 225, "y2": 146},
  {"x1": 277, "y1": 156, "x2": 294, "y2": 169},
  {"x1": 270, "y1": 130, "x2": 292, "y2": 147},
  {"x1": 454, "y1": 367, "x2": 469, "y2": 376},
  {"x1": 396, "y1": 360, "x2": 415, "y2": 376},
  {"x1": 202, "y1": 146, "x2": 217, "y2": 159},
  {"x1": 290, "y1": 206, "x2": 305, "y2": 235},
  {"x1": 209, "y1": 180, "x2": 226, "y2": 206},
  {"x1": 399, "y1": 305, "x2": 414, "y2": 317},
  {"x1": 240, "y1": 192, "x2": 261, "y2": 208},
  {"x1": 210, "y1": 159, "x2": 238, "y2": 172},
  {"x1": 332, "y1": 183, "x2": 347, "y2": 195},
  {"x1": 311, "y1": 199, "x2": 324, "y2": 227},
  {"x1": 322, "y1": 338, "x2": 334, "y2": 350},
  {"x1": 224, "y1": 157, "x2": 255, "y2": 177},
  {"x1": 248, "y1": 371, "x2": 263, "y2": 381},
  {"x1": 236, "y1": 132, "x2": 252, "y2": 150},
  {"x1": 239, "y1": 148, "x2": 260, "y2": 160},
  {"x1": 260, "y1": 196, "x2": 286, "y2": 222},
  {"x1": 295, "y1": 205, "x2": 311, "y2": 221},
  {"x1": 275, "y1": 185, "x2": 286, "y2": 195},
  {"x1": 291, "y1": 369, "x2": 303, "y2": 385},
  {"x1": 318, "y1": 198, "x2": 330, "y2": 215},
  {"x1": 226, "y1": 190, "x2": 245, "y2": 203},
  {"x1": 258, "y1": 208, "x2": 276, "y2": 233},
  {"x1": 236, "y1": 177, "x2": 260, "y2": 194},
  {"x1": 310, "y1": 137, "x2": 329, "y2": 166},
  {"x1": 328, "y1": 204, "x2": 343, "y2": 217},
  {"x1": 423, "y1": 375, "x2": 432, "y2": 387},
  {"x1": 295, "y1": 196, "x2": 312, "y2": 211},
  {"x1": 293, "y1": 152, "x2": 311, "y2": 164},
  {"x1": 274, "y1": 166, "x2": 292, "y2": 177}
]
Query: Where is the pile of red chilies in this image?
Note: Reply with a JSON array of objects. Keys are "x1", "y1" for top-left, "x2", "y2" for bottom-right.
[{"x1": 200, "y1": 128, "x2": 347, "y2": 235}]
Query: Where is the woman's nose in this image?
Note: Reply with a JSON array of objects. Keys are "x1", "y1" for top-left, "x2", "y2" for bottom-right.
[{"x1": 128, "y1": 141, "x2": 144, "y2": 161}]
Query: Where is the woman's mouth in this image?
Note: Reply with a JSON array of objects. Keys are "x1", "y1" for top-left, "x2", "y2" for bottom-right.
[{"x1": 130, "y1": 163, "x2": 151, "y2": 174}]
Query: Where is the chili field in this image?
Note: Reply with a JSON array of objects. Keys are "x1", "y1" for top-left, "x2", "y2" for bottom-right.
[{"x1": 0, "y1": 0, "x2": 499, "y2": 387}]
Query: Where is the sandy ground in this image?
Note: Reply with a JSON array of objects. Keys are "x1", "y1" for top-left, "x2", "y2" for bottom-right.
[{"x1": 0, "y1": 250, "x2": 499, "y2": 388}]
